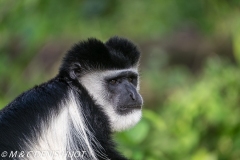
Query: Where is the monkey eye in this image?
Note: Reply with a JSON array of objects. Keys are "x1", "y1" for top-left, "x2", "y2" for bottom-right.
[
  {"x1": 128, "y1": 77, "x2": 133, "y2": 82},
  {"x1": 109, "y1": 79, "x2": 117, "y2": 85}
]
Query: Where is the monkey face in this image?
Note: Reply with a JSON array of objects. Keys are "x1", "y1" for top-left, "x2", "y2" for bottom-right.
[
  {"x1": 105, "y1": 70, "x2": 143, "y2": 115},
  {"x1": 80, "y1": 68, "x2": 143, "y2": 132}
]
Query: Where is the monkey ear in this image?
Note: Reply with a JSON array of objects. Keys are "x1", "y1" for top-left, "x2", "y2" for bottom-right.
[{"x1": 69, "y1": 63, "x2": 82, "y2": 79}]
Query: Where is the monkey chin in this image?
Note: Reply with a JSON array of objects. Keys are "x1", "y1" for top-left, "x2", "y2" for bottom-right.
[{"x1": 111, "y1": 109, "x2": 142, "y2": 132}]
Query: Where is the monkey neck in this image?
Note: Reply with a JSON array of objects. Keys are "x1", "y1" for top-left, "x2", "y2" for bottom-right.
[
  {"x1": 59, "y1": 77, "x2": 114, "y2": 158},
  {"x1": 57, "y1": 76, "x2": 112, "y2": 135}
]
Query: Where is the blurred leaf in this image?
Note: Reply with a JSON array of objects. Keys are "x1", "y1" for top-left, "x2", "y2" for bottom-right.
[
  {"x1": 191, "y1": 148, "x2": 217, "y2": 160},
  {"x1": 143, "y1": 109, "x2": 166, "y2": 131},
  {"x1": 233, "y1": 28, "x2": 240, "y2": 64},
  {"x1": 124, "y1": 119, "x2": 150, "y2": 144}
]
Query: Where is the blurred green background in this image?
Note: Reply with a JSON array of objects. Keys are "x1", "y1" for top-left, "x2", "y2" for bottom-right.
[{"x1": 1, "y1": 0, "x2": 240, "y2": 159}]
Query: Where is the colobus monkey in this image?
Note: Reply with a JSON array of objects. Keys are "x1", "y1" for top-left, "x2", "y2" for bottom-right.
[{"x1": 0, "y1": 37, "x2": 143, "y2": 160}]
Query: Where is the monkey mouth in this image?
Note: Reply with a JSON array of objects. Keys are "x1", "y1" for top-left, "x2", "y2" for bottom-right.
[{"x1": 118, "y1": 105, "x2": 141, "y2": 114}]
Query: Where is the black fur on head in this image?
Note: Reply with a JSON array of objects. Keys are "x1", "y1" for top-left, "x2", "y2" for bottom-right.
[{"x1": 59, "y1": 36, "x2": 140, "y2": 79}]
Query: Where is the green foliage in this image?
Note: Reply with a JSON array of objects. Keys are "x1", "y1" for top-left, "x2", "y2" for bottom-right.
[{"x1": 233, "y1": 28, "x2": 240, "y2": 64}]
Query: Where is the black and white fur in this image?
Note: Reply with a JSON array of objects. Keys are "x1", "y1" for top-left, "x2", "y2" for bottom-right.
[{"x1": 0, "y1": 37, "x2": 143, "y2": 160}]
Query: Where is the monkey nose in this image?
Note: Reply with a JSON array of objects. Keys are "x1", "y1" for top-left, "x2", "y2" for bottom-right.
[{"x1": 130, "y1": 92, "x2": 136, "y2": 101}]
